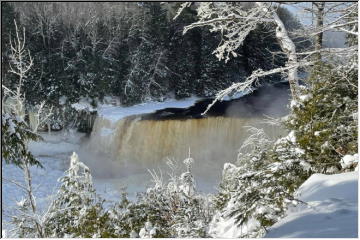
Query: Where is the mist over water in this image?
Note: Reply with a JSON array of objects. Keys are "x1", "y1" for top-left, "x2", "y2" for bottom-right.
[{"x1": 79, "y1": 83, "x2": 291, "y2": 194}]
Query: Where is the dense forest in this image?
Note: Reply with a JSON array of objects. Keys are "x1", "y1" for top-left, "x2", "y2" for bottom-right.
[
  {"x1": 1, "y1": 2, "x2": 358, "y2": 238},
  {"x1": 2, "y1": 2, "x2": 308, "y2": 130}
]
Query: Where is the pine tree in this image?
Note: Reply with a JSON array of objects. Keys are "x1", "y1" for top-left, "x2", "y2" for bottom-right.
[
  {"x1": 109, "y1": 156, "x2": 214, "y2": 238},
  {"x1": 286, "y1": 63, "x2": 358, "y2": 173},
  {"x1": 43, "y1": 152, "x2": 114, "y2": 237},
  {"x1": 122, "y1": 2, "x2": 170, "y2": 105},
  {"x1": 198, "y1": 29, "x2": 238, "y2": 97},
  {"x1": 167, "y1": 4, "x2": 201, "y2": 98},
  {"x1": 213, "y1": 127, "x2": 310, "y2": 237},
  {"x1": 2, "y1": 112, "x2": 41, "y2": 167}
]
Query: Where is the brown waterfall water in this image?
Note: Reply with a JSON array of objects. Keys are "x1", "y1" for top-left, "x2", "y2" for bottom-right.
[
  {"x1": 81, "y1": 83, "x2": 290, "y2": 193},
  {"x1": 84, "y1": 114, "x2": 286, "y2": 193}
]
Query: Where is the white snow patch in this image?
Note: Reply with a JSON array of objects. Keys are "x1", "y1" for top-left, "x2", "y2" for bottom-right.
[
  {"x1": 59, "y1": 96, "x2": 67, "y2": 105},
  {"x1": 299, "y1": 94, "x2": 311, "y2": 102},
  {"x1": 340, "y1": 154, "x2": 359, "y2": 170},
  {"x1": 287, "y1": 131, "x2": 296, "y2": 143},
  {"x1": 265, "y1": 171, "x2": 358, "y2": 238},
  {"x1": 209, "y1": 212, "x2": 260, "y2": 238},
  {"x1": 71, "y1": 97, "x2": 96, "y2": 112},
  {"x1": 290, "y1": 100, "x2": 299, "y2": 109}
]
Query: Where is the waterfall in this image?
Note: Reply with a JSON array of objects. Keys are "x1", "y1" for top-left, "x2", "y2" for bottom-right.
[
  {"x1": 87, "y1": 115, "x2": 285, "y2": 182},
  {"x1": 81, "y1": 83, "x2": 290, "y2": 192}
]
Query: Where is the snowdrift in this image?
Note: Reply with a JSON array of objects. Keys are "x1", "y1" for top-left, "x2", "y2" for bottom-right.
[{"x1": 266, "y1": 171, "x2": 358, "y2": 238}]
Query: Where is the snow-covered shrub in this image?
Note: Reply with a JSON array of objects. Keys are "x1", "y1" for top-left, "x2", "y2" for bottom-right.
[
  {"x1": 2, "y1": 113, "x2": 41, "y2": 167},
  {"x1": 214, "y1": 127, "x2": 310, "y2": 237},
  {"x1": 139, "y1": 220, "x2": 158, "y2": 238},
  {"x1": 109, "y1": 156, "x2": 214, "y2": 238},
  {"x1": 11, "y1": 197, "x2": 42, "y2": 238},
  {"x1": 43, "y1": 152, "x2": 114, "y2": 238},
  {"x1": 213, "y1": 61, "x2": 358, "y2": 237},
  {"x1": 286, "y1": 63, "x2": 358, "y2": 173}
]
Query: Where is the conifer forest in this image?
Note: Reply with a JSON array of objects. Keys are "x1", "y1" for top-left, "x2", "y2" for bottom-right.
[{"x1": 1, "y1": 2, "x2": 358, "y2": 238}]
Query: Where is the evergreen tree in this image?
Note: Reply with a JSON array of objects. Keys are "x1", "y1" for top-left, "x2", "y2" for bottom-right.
[
  {"x1": 286, "y1": 63, "x2": 358, "y2": 173},
  {"x1": 198, "y1": 28, "x2": 246, "y2": 97},
  {"x1": 123, "y1": 2, "x2": 170, "y2": 104},
  {"x1": 214, "y1": 127, "x2": 310, "y2": 237},
  {"x1": 109, "y1": 156, "x2": 213, "y2": 238},
  {"x1": 2, "y1": 112, "x2": 41, "y2": 167},
  {"x1": 44, "y1": 152, "x2": 114, "y2": 238},
  {"x1": 167, "y1": 4, "x2": 202, "y2": 98}
]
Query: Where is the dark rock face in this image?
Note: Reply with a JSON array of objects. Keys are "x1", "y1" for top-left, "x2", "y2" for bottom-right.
[{"x1": 142, "y1": 82, "x2": 291, "y2": 120}]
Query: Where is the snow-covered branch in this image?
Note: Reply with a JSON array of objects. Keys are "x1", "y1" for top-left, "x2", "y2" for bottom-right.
[
  {"x1": 173, "y1": 2, "x2": 192, "y2": 20},
  {"x1": 239, "y1": 126, "x2": 272, "y2": 154},
  {"x1": 177, "y1": 2, "x2": 302, "y2": 102},
  {"x1": 202, "y1": 60, "x2": 313, "y2": 115}
]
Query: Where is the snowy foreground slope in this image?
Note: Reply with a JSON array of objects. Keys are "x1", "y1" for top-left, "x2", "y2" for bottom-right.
[
  {"x1": 265, "y1": 171, "x2": 358, "y2": 238},
  {"x1": 210, "y1": 171, "x2": 358, "y2": 238}
]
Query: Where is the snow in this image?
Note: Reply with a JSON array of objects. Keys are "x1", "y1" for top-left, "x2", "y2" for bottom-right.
[
  {"x1": 59, "y1": 96, "x2": 67, "y2": 105},
  {"x1": 209, "y1": 212, "x2": 260, "y2": 238},
  {"x1": 222, "y1": 88, "x2": 252, "y2": 101},
  {"x1": 98, "y1": 97, "x2": 199, "y2": 123},
  {"x1": 209, "y1": 171, "x2": 358, "y2": 238},
  {"x1": 71, "y1": 97, "x2": 96, "y2": 112},
  {"x1": 299, "y1": 94, "x2": 311, "y2": 102},
  {"x1": 340, "y1": 154, "x2": 359, "y2": 169},
  {"x1": 290, "y1": 99, "x2": 299, "y2": 109},
  {"x1": 265, "y1": 171, "x2": 358, "y2": 238},
  {"x1": 275, "y1": 130, "x2": 296, "y2": 145}
]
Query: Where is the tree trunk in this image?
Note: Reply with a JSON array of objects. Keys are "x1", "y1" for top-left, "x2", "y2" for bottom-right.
[
  {"x1": 314, "y1": 2, "x2": 325, "y2": 62},
  {"x1": 23, "y1": 160, "x2": 44, "y2": 237},
  {"x1": 257, "y1": 2, "x2": 299, "y2": 99}
]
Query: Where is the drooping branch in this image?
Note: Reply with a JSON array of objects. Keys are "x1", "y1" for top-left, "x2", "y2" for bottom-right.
[{"x1": 202, "y1": 61, "x2": 313, "y2": 115}]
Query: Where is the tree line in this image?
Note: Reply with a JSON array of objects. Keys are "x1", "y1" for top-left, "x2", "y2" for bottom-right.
[{"x1": 2, "y1": 2, "x2": 304, "y2": 108}]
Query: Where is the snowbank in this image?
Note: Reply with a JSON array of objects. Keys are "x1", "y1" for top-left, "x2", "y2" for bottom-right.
[
  {"x1": 265, "y1": 171, "x2": 358, "y2": 238},
  {"x1": 98, "y1": 97, "x2": 199, "y2": 122}
]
